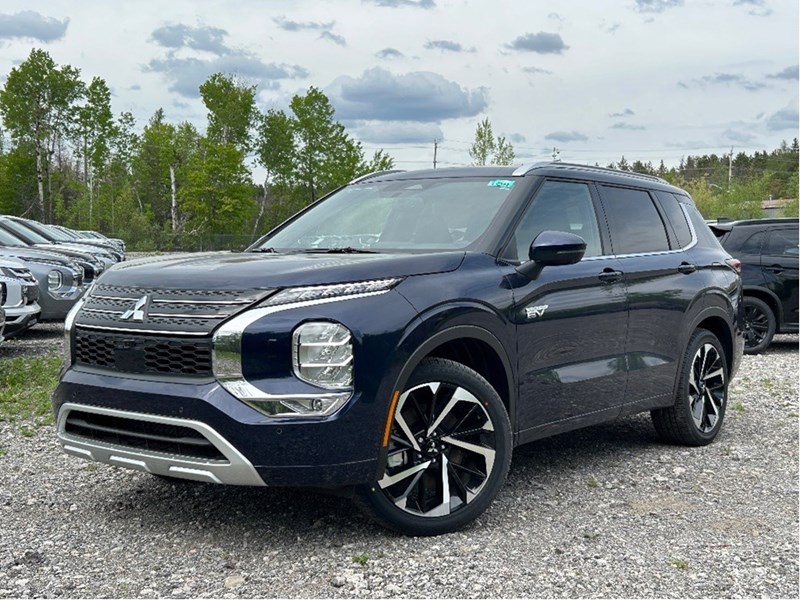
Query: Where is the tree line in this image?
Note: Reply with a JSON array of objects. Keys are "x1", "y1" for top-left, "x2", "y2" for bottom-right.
[
  {"x1": 0, "y1": 48, "x2": 795, "y2": 251},
  {"x1": 0, "y1": 49, "x2": 392, "y2": 250}
]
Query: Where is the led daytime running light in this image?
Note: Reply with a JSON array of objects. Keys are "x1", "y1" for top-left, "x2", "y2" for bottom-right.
[{"x1": 263, "y1": 278, "x2": 402, "y2": 307}]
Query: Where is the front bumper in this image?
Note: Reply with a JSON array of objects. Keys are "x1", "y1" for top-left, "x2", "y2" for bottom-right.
[
  {"x1": 53, "y1": 368, "x2": 383, "y2": 487},
  {"x1": 2, "y1": 303, "x2": 40, "y2": 337}
]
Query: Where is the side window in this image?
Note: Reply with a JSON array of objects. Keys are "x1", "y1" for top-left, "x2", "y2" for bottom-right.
[
  {"x1": 600, "y1": 186, "x2": 669, "y2": 254},
  {"x1": 738, "y1": 231, "x2": 765, "y2": 255},
  {"x1": 685, "y1": 205, "x2": 725, "y2": 250},
  {"x1": 655, "y1": 191, "x2": 693, "y2": 248},
  {"x1": 507, "y1": 180, "x2": 602, "y2": 262},
  {"x1": 765, "y1": 228, "x2": 799, "y2": 257}
]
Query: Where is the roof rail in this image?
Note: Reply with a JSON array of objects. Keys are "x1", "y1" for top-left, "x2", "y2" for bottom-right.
[
  {"x1": 348, "y1": 169, "x2": 405, "y2": 184},
  {"x1": 513, "y1": 161, "x2": 669, "y2": 184}
]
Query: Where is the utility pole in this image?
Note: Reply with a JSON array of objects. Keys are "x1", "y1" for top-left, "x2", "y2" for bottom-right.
[{"x1": 433, "y1": 139, "x2": 438, "y2": 169}]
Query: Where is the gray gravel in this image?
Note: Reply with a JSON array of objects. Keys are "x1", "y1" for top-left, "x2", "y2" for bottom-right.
[{"x1": 0, "y1": 329, "x2": 797, "y2": 598}]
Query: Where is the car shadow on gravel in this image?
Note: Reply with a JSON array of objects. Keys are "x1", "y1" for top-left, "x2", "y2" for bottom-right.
[{"x1": 92, "y1": 414, "x2": 665, "y2": 540}]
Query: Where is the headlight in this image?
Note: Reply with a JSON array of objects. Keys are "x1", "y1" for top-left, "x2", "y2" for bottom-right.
[
  {"x1": 262, "y1": 278, "x2": 402, "y2": 307},
  {"x1": 292, "y1": 322, "x2": 353, "y2": 388},
  {"x1": 47, "y1": 269, "x2": 63, "y2": 290}
]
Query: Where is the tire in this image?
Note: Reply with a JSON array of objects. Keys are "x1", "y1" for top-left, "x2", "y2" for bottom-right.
[
  {"x1": 358, "y1": 357, "x2": 512, "y2": 536},
  {"x1": 742, "y1": 296, "x2": 776, "y2": 354},
  {"x1": 651, "y1": 329, "x2": 728, "y2": 446}
]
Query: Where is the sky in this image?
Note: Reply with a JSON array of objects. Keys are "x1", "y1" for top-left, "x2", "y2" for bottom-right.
[{"x1": 0, "y1": 0, "x2": 797, "y2": 174}]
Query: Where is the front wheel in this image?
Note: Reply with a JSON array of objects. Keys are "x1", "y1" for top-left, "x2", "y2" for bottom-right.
[
  {"x1": 651, "y1": 329, "x2": 728, "y2": 446},
  {"x1": 358, "y1": 358, "x2": 512, "y2": 536}
]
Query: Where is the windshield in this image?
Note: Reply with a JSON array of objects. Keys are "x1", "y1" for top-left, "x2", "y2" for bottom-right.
[
  {"x1": 254, "y1": 176, "x2": 517, "y2": 253},
  {"x1": 0, "y1": 219, "x2": 52, "y2": 244},
  {"x1": 0, "y1": 226, "x2": 28, "y2": 246}
]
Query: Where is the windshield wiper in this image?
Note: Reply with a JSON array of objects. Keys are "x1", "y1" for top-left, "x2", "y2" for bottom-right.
[
  {"x1": 315, "y1": 247, "x2": 378, "y2": 254},
  {"x1": 250, "y1": 247, "x2": 279, "y2": 253}
]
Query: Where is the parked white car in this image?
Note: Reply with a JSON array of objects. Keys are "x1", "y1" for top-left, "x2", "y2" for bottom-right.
[{"x1": 0, "y1": 257, "x2": 41, "y2": 337}]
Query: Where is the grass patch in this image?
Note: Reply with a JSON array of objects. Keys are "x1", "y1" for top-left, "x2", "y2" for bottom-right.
[
  {"x1": 0, "y1": 353, "x2": 62, "y2": 426},
  {"x1": 352, "y1": 553, "x2": 369, "y2": 566},
  {"x1": 733, "y1": 402, "x2": 745, "y2": 414},
  {"x1": 669, "y1": 558, "x2": 689, "y2": 570}
]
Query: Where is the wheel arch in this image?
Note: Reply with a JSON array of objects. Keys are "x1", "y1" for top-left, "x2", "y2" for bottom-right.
[
  {"x1": 690, "y1": 310, "x2": 736, "y2": 377},
  {"x1": 393, "y1": 325, "x2": 517, "y2": 431},
  {"x1": 742, "y1": 285, "x2": 782, "y2": 325}
]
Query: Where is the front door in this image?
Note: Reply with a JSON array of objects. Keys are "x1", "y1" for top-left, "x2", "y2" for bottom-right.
[{"x1": 506, "y1": 179, "x2": 629, "y2": 442}]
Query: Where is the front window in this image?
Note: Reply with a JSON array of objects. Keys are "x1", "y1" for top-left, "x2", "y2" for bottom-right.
[{"x1": 253, "y1": 177, "x2": 517, "y2": 253}]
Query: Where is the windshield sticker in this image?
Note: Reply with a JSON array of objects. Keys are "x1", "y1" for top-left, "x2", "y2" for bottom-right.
[{"x1": 487, "y1": 179, "x2": 515, "y2": 189}]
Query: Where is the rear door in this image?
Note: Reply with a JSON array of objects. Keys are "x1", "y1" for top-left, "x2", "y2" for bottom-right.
[
  {"x1": 597, "y1": 185, "x2": 699, "y2": 410},
  {"x1": 762, "y1": 226, "x2": 799, "y2": 328}
]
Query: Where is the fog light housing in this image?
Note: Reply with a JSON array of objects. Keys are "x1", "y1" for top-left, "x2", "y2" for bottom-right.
[{"x1": 292, "y1": 321, "x2": 353, "y2": 388}]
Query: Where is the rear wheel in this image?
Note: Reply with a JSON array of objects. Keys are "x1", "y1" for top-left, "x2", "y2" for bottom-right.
[
  {"x1": 742, "y1": 296, "x2": 776, "y2": 354},
  {"x1": 651, "y1": 329, "x2": 728, "y2": 446},
  {"x1": 358, "y1": 358, "x2": 512, "y2": 536}
]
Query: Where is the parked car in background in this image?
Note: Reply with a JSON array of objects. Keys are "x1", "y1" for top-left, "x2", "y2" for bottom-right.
[
  {"x1": 1, "y1": 216, "x2": 119, "y2": 268},
  {"x1": 0, "y1": 283, "x2": 6, "y2": 344},
  {"x1": 56, "y1": 226, "x2": 126, "y2": 256},
  {"x1": 0, "y1": 218, "x2": 104, "y2": 286},
  {"x1": 710, "y1": 217, "x2": 799, "y2": 353},
  {"x1": 54, "y1": 163, "x2": 743, "y2": 536},
  {"x1": 78, "y1": 229, "x2": 125, "y2": 253},
  {"x1": 0, "y1": 257, "x2": 41, "y2": 337},
  {"x1": 48, "y1": 225, "x2": 125, "y2": 261},
  {"x1": 0, "y1": 228, "x2": 86, "y2": 321}
]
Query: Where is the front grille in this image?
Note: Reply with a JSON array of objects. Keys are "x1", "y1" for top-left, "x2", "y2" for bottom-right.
[
  {"x1": 74, "y1": 284, "x2": 269, "y2": 335},
  {"x1": 64, "y1": 409, "x2": 225, "y2": 461},
  {"x1": 74, "y1": 329, "x2": 213, "y2": 376}
]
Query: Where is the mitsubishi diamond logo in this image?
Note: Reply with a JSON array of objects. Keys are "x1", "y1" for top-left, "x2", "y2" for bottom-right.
[{"x1": 120, "y1": 295, "x2": 149, "y2": 322}]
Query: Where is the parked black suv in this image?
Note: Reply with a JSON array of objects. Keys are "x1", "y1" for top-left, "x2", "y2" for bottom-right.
[
  {"x1": 710, "y1": 218, "x2": 798, "y2": 353},
  {"x1": 53, "y1": 163, "x2": 743, "y2": 535}
]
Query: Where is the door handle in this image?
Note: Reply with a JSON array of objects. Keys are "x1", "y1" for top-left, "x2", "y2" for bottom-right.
[
  {"x1": 767, "y1": 264, "x2": 784, "y2": 274},
  {"x1": 598, "y1": 268, "x2": 623, "y2": 283},
  {"x1": 678, "y1": 262, "x2": 698, "y2": 274}
]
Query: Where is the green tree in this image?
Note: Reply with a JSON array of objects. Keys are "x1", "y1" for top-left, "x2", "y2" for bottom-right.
[
  {"x1": 0, "y1": 48, "x2": 84, "y2": 221},
  {"x1": 290, "y1": 87, "x2": 366, "y2": 202},
  {"x1": 199, "y1": 73, "x2": 256, "y2": 151},
  {"x1": 75, "y1": 77, "x2": 115, "y2": 227},
  {"x1": 468, "y1": 118, "x2": 515, "y2": 166},
  {"x1": 179, "y1": 138, "x2": 256, "y2": 241}
]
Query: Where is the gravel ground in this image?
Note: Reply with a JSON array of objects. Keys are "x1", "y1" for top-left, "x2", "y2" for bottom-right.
[{"x1": 0, "y1": 327, "x2": 797, "y2": 598}]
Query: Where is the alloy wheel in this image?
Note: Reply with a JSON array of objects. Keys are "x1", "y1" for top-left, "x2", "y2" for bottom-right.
[
  {"x1": 379, "y1": 381, "x2": 497, "y2": 518},
  {"x1": 688, "y1": 343, "x2": 726, "y2": 433},
  {"x1": 743, "y1": 303, "x2": 770, "y2": 350}
]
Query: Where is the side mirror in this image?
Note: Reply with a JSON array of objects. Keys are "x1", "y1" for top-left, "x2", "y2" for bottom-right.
[{"x1": 516, "y1": 230, "x2": 587, "y2": 279}]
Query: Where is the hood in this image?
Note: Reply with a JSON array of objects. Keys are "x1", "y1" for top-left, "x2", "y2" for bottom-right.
[
  {"x1": 0, "y1": 246, "x2": 73, "y2": 265},
  {"x1": 33, "y1": 244, "x2": 97, "y2": 263},
  {"x1": 0, "y1": 255, "x2": 26, "y2": 269},
  {"x1": 98, "y1": 251, "x2": 466, "y2": 291}
]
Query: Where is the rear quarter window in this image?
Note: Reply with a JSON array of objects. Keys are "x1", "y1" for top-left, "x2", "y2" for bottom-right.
[{"x1": 655, "y1": 191, "x2": 693, "y2": 248}]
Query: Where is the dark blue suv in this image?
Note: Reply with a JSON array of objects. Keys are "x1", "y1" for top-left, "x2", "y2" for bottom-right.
[{"x1": 53, "y1": 163, "x2": 743, "y2": 535}]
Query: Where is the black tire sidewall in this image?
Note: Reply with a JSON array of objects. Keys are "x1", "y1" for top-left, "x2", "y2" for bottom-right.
[
  {"x1": 359, "y1": 357, "x2": 512, "y2": 536},
  {"x1": 743, "y1": 296, "x2": 776, "y2": 354},
  {"x1": 676, "y1": 330, "x2": 729, "y2": 444}
]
